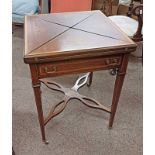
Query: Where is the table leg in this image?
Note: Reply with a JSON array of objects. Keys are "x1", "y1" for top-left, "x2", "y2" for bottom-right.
[
  {"x1": 87, "y1": 72, "x2": 93, "y2": 86},
  {"x1": 109, "y1": 54, "x2": 129, "y2": 128},
  {"x1": 33, "y1": 84, "x2": 49, "y2": 144},
  {"x1": 30, "y1": 65, "x2": 48, "y2": 144}
]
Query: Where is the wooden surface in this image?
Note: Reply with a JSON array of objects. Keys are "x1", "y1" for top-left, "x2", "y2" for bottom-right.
[
  {"x1": 24, "y1": 11, "x2": 137, "y2": 143},
  {"x1": 24, "y1": 10, "x2": 136, "y2": 63}
]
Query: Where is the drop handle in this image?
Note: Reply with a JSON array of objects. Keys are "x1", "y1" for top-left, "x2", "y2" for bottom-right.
[{"x1": 44, "y1": 66, "x2": 57, "y2": 73}]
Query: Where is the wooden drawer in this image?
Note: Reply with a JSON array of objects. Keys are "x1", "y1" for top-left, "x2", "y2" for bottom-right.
[{"x1": 38, "y1": 56, "x2": 122, "y2": 78}]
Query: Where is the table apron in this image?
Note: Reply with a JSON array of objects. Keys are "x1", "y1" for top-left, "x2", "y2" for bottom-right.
[{"x1": 37, "y1": 55, "x2": 122, "y2": 78}]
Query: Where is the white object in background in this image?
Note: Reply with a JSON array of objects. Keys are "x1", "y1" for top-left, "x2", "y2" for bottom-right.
[{"x1": 119, "y1": 0, "x2": 132, "y2": 6}]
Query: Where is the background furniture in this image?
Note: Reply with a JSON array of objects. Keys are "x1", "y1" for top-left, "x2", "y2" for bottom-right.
[
  {"x1": 108, "y1": 0, "x2": 143, "y2": 59},
  {"x1": 94, "y1": 0, "x2": 113, "y2": 16},
  {"x1": 48, "y1": 0, "x2": 93, "y2": 13},
  {"x1": 48, "y1": 0, "x2": 114, "y2": 16},
  {"x1": 109, "y1": 0, "x2": 143, "y2": 42},
  {"x1": 12, "y1": 0, "x2": 41, "y2": 24}
]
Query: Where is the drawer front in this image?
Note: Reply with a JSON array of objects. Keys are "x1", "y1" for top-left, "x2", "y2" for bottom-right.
[{"x1": 38, "y1": 56, "x2": 122, "y2": 78}]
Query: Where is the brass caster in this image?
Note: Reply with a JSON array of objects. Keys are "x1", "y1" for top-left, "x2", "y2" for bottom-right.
[
  {"x1": 87, "y1": 82, "x2": 91, "y2": 87},
  {"x1": 43, "y1": 140, "x2": 49, "y2": 145},
  {"x1": 109, "y1": 68, "x2": 118, "y2": 76},
  {"x1": 108, "y1": 126, "x2": 113, "y2": 130}
]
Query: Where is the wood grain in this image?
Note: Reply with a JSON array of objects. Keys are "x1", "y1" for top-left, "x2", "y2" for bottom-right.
[
  {"x1": 24, "y1": 11, "x2": 137, "y2": 143},
  {"x1": 24, "y1": 11, "x2": 136, "y2": 64}
]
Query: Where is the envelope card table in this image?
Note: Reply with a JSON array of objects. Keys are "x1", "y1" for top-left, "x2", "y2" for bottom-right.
[{"x1": 24, "y1": 10, "x2": 136, "y2": 143}]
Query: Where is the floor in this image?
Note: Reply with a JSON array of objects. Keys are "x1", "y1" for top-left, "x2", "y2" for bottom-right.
[{"x1": 13, "y1": 26, "x2": 143, "y2": 155}]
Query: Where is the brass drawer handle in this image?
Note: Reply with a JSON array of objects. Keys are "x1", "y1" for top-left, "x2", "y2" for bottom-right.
[
  {"x1": 113, "y1": 58, "x2": 118, "y2": 63},
  {"x1": 44, "y1": 66, "x2": 57, "y2": 73}
]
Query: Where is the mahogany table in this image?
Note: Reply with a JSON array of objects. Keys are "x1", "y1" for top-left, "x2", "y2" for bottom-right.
[{"x1": 24, "y1": 10, "x2": 136, "y2": 143}]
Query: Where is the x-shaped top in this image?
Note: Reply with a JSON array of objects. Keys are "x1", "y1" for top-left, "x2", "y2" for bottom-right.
[{"x1": 24, "y1": 10, "x2": 136, "y2": 63}]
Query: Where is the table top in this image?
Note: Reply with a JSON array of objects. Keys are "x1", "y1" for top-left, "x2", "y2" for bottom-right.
[{"x1": 24, "y1": 10, "x2": 136, "y2": 63}]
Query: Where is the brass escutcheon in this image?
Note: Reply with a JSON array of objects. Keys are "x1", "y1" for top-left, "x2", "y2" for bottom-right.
[{"x1": 44, "y1": 66, "x2": 57, "y2": 73}]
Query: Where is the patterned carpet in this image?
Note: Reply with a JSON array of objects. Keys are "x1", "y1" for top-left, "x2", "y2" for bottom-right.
[{"x1": 13, "y1": 26, "x2": 143, "y2": 155}]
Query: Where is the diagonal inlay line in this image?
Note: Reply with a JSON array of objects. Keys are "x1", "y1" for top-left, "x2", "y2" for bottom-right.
[
  {"x1": 29, "y1": 13, "x2": 95, "y2": 53},
  {"x1": 40, "y1": 18, "x2": 127, "y2": 42}
]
